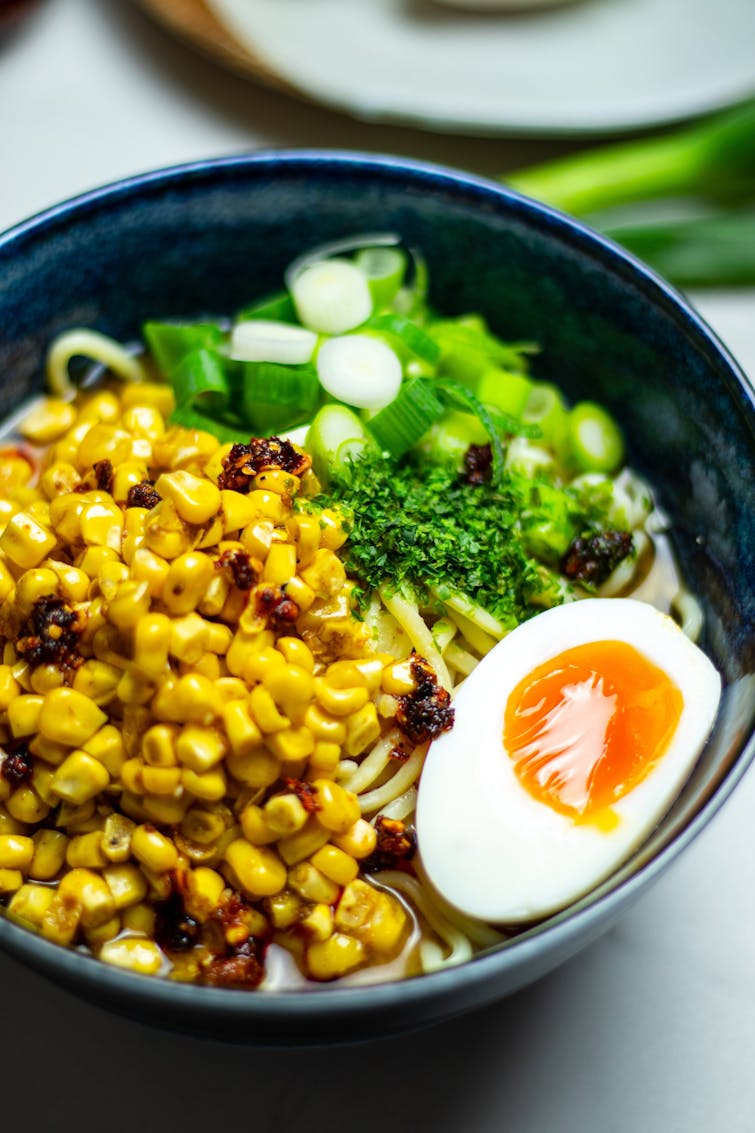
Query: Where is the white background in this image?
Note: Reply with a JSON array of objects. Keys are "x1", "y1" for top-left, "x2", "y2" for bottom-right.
[{"x1": 0, "y1": 3, "x2": 753, "y2": 1130}]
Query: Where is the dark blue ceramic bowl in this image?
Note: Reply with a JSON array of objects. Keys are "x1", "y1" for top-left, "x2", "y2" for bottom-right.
[{"x1": 0, "y1": 152, "x2": 753, "y2": 1043}]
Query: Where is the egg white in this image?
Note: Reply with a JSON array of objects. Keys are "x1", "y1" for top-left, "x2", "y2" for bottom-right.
[{"x1": 416, "y1": 598, "x2": 721, "y2": 923}]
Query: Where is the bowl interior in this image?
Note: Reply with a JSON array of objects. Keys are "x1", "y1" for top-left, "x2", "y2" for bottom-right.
[{"x1": 0, "y1": 152, "x2": 752, "y2": 1041}]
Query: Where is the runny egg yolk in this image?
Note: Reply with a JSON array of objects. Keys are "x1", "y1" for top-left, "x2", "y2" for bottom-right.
[{"x1": 503, "y1": 640, "x2": 684, "y2": 826}]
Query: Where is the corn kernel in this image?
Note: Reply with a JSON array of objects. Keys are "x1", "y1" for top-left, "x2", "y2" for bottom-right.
[
  {"x1": 0, "y1": 833, "x2": 34, "y2": 870},
  {"x1": 266, "y1": 889, "x2": 302, "y2": 929},
  {"x1": 262, "y1": 542, "x2": 297, "y2": 586},
  {"x1": 29, "y1": 828, "x2": 68, "y2": 880},
  {"x1": 239, "y1": 804, "x2": 277, "y2": 846},
  {"x1": 122, "y1": 381, "x2": 175, "y2": 416},
  {"x1": 171, "y1": 671, "x2": 222, "y2": 724},
  {"x1": 187, "y1": 866, "x2": 226, "y2": 919},
  {"x1": 121, "y1": 902, "x2": 156, "y2": 936},
  {"x1": 314, "y1": 678, "x2": 369, "y2": 718},
  {"x1": 142, "y1": 793, "x2": 190, "y2": 826},
  {"x1": 306, "y1": 933, "x2": 364, "y2": 980},
  {"x1": 344, "y1": 702, "x2": 381, "y2": 758},
  {"x1": 180, "y1": 806, "x2": 227, "y2": 847},
  {"x1": 300, "y1": 902, "x2": 334, "y2": 942},
  {"x1": 66, "y1": 830, "x2": 108, "y2": 870},
  {"x1": 139, "y1": 723, "x2": 177, "y2": 768},
  {"x1": 77, "y1": 391, "x2": 121, "y2": 425},
  {"x1": 7, "y1": 693, "x2": 43, "y2": 739},
  {"x1": 103, "y1": 862, "x2": 149, "y2": 909},
  {"x1": 226, "y1": 746, "x2": 279, "y2": 790},
  {"x1": 132, "y1": 612, "x2": 171, "y2": 680},
  {"x1": 75, "y1": 544, "x2": 119, "y2": 577},
  {"x1": 332, "y1": 818, "x2": 378, "y2": 860},
  {"x1": 76, "y1": 422, "x2": 132, "y2": 468},
  {"x1": 6, "y1": 786, "x2": 50, "y2": 824},
  {"x1": 249, "y1": 684, "x2": 289, "y2": 734},
  {"x1": 175, "y1": 725, "x2": 227, "y2": 773},
  {"x1": 130, "y1": 547, "x2": 170, "y2": 598},
  {"x1": 0, "y1": 868, "x2": 24, "y2": 894},
  {"x1": 311, "y1": 843, "x2": 359, "y2": 887},
  {"x1": 288, "y1": 861, "x2": 340, "y2": 905},
  {"x1": 7, "y1": 882, "x2": 55, "y2": 927},
  {"x1": 161, "y1": 551, "x2": 215, "y2": 616},
  {"x1": 266, "y1": 726, "x2": 315, "y2": 764},
  {"x1": 381, "y1": 660, "x2": 416, "y2": 696},
  {"x1": 218, "y1": 702, "x2": 259, "y2": 762},
  {"x1": 224, "y1": 838, "x2": 287, "y2": 898},
  {"x1": 106, "y1": 579, "x2": 151, "y2": 629},
  {"x1": 181, "y1": 766, "x2": 226, "y2": 802},
  {"x1": 169, "y1": 612, "x2": 210, "y2": 665},
  {"x1": 197, "y1": 571, "x2": 229, "y2": 617},
  {"x1": 131, "y1": 824, "x2": 179, "y2": 874},
  {"x1": 58, "y1": 867, "x2": 116, "y2": 928},
  {"x1": 101, "y1": 813, "x2": 136, "y2": 863},
  {"x1": 116, "y1": 669, "x2": 154, "y2": 706},
  {"x1": 141, "y1": 764, "x2": 183, "y2": 796},
  {"x1": 155, "y1": 470, "x2": 221, "y2": 525},
  {"x1": 72, "y1": 659, "x2": 121, "y2": 706},
  {"x1": 246, "y1": 489, "x2": 284, "y2": 521},
  {"x1": 39, "y1": 687, "x2": 107, "y2": 746},
  {"x1": 20, "y1": 398, "x2": 77, "y2": 444},
  {"x1": 144, "y1": 499, "x2": 191, "y2": 560},
  {"x1": 264, "y1": 793, "x2": 309, "y2": 837},
  {"x1": 312, "y1": 779, "x2": 360, "y2": 834},
  {"x1": 0, "y1": 664, "x2": 20, "y2": 710},
  {"x1": 240, "y1": 519, "x2": 276, "y2": 560},
  {"x1": 303, "y1": 703, "x2": 347, "y2": 744},
  {"x1": 0, "y1": 512, "x2": 57, "y2": 570},
  {"x1": 82, "y1": 724, "x2": 126, "y2": 777},
  {"x1": 308, "y1": 741, "x2": 341, "y2": 778},
  {"x1": 51, "y1": 750, "x2": 110, "y2": 804},
  {"x1": 100, "y1": 936, "x2": 164, "y2": 975},
  {"x1": 277, "y1": 818, "x2": 330, "y2": 866}
]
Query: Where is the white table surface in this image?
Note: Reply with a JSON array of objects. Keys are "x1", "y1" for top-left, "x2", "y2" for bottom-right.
[{"x1": 1, "y1": 3, "x2": 753, "y2": 1130}]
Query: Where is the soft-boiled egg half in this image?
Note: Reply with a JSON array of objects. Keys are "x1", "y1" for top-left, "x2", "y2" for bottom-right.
[{"x1": 416, "y1": 598, "x2": 721, "y2": 923}]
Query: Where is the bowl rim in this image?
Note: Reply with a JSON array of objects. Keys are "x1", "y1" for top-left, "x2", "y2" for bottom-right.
[{"x1": 0, "y1": 149, "x2": 753, "y2": 1028}]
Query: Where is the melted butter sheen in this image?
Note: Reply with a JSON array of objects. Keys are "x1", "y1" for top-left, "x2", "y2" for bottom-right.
[{"x1": 503, "y1": 640, "x2": 683, "y2": 822}]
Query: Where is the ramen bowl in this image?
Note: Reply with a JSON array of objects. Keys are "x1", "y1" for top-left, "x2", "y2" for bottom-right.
[{"x1": 0, "y1": 152, "x2": 752, "y2": 1043}]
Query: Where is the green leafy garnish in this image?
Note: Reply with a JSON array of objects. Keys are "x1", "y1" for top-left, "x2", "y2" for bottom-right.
[{"x1": 313, "y1": 451, "x2": 621, "y2": 627}]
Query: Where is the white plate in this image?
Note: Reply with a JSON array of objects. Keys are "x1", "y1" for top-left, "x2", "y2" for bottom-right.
[{"x1": 207, "y1": 0, "x2": 755, "y2": 136}]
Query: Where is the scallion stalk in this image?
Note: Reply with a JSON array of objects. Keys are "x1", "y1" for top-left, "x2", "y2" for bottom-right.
[
  {"x1": 365, "y1": 377, "x2": 445, "y2": 458},
  {"x1": 505, "y1": 98, "x2": 755, "y2": 216},
  {"x1": 241, "y1": 361, "x2": 321, "y2": 433}
]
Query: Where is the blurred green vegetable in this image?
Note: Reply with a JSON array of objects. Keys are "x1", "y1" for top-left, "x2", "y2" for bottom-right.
[
  {"x1": 504, "y1": 99, "x2": 755, "y2": 288},
  {"x1": 505, "y1": 99, "x2": 755, "y2": 216},
  {"x1": 600, "y1": 209, "x2": 755, "y2": 288}
]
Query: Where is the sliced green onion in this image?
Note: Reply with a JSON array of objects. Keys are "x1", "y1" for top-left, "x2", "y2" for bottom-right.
[
  {"x1": 241, "y1": 361, "x2": 321, "y2": 433},
  {"x1": 568, "y1": 401, "x2": 625, "y2": 473},
  {"x1": 434, "y1": 378, "x2": 506, "y2": 487},
  {"x1": 366, "y1": 377, "x2": 445, "y2": 458},
  {"x1": 143, "y1": 322, "x2": 224, "y2": 379},
  {"x1": 285, "y1": 232, "x2": 402, "y2": 290},
  {"x1": 354, "y1": 246, "x2": 407, "y2": 309},
  {"x1": 235, "y1": 290, "x2": 298, "y2": 324},
  {"x1": 414, "y1": 410, "x2": 489, "y2": 471},
  {"x1": 291, "y1": 260, "x2": 373, "y2": 335},
  {"x1": 305, "y1": 403, "x2": 373, "y2": 486},
  {"x1": 364, "y1": 313, "x2": 440, "y2": 364},
  {"x1": 475, "y1": 367, "x2": 533, "y2": 419},
  {"x1": 521, "y1": 382, "x2": 569, "y2": 450},
  {"x1": 231, "y1": 320, "x2": 317, "y2": 365},
  {"x1": 169, "y1": 403, "x2": 249, "y2": 444},
  {"x1": 171, "y1": 347, "x2": 232, "y2": 417},
  {"x1": 429, "y1": 319, "x2": 532, "y2": 387},
  {"x1": 316, "y1": 334, "x2": 402, "y2": 409}
]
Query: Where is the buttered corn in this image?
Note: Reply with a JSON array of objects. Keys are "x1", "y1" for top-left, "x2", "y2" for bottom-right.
[{"x1": 0, "y1": 378, "x2": 427, "y2": 990}]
